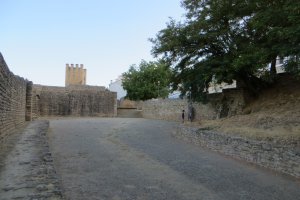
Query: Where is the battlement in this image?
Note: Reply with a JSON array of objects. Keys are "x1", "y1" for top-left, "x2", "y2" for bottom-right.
[{"x1": 65, "y1": 64, "x2": 87, "y2": 86}]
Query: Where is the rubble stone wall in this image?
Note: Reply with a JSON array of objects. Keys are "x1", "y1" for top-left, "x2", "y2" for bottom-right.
[
  {"x1": 0, "y1": 53, "x2": 29, "y2": 141},
  {"x1": 141, "y1": 88, "x2": 249, "y2": 121},
  {"x1": 208, "y1": 88, "x2": 249, "y2": 118},
  {"x1": 173, "y1": 125, "x2": 300, "y2": 178},
  {"x1": 33, "y1": 85, "x2": 117, "y2": 117},
  {"x1": 142, "y1": 99, "x2": 217, "y2": 121}
]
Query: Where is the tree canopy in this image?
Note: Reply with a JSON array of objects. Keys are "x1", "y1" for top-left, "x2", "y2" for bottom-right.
[
  {"x1": 150, "y1": 0, "x2": 300, "y2": 100},
  {"x1": 122, "y1": 60, "x2": 172, "y2": 101}
]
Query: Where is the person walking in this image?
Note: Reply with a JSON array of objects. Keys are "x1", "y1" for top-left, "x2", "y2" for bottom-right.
[{"x1": 181, "y1": 109, "x2": 185, "y2": 123}]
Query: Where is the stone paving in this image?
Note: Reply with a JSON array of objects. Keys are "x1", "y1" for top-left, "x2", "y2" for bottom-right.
[
  {"x1": 49, "y1": 118, "x2": 300, "y2": 200},
  {"x1": 1, "y1": 118, "x2": 300, "y2": 200},
  {"x1": 0, "y1": 121, "x2": 63, "y2": 200}
]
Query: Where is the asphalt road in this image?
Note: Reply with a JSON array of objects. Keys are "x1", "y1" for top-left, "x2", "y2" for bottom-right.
[{"x1": 48, "y1": 118, "x2": 300, "y2": 200}]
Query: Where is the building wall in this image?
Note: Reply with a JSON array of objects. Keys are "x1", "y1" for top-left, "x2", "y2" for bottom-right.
[
  {"x1": 208, "y1": 80, "x2": 237, "y2": 94},
  {"x1": 109, "y1": 77, "x2": 127, "y2": 100},
  {"x1": 65, "y1": 64, "x2": 86, "y2": 86},
  {"x1": 33, "y1": 85, "x2": 117, "y2": 117},
  {"x1": 0, "y1": 53, "x2": 29, "y2": 141}
]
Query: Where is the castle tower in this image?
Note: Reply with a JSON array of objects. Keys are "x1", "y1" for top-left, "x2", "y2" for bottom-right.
[{"x1": 65, "y1": 64, "x2": 87, "y2": 86}]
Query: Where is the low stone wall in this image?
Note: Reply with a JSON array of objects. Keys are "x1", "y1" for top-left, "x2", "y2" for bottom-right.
[
  {"x1": 142, "y1": 99, "x2": 217, "y2": 121},
  {"x1": 0, "y1": 53, "x2": 30, "y2": 141},
  {"x1": 173, "y1": 126, "x2": 300, "y2": 178},
  {"x1": 33, "y1": 85, "x2": 117, "y2": 117},
  {"x1": 117, "y1": 108, "x2": 142, "y2": 118},
  {"x1": 119, "y1": 99, "x2": 138, "y2": 109}
]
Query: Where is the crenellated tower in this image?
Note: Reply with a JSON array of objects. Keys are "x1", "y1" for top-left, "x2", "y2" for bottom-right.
[{"x1": 65, "y1": 64, "x2": 86, "y2": 86}]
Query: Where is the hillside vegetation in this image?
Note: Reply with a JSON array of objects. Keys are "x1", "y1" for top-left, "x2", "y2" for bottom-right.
[{"x1": 201, "y1": 74, "x2": 300, "y2": 140}]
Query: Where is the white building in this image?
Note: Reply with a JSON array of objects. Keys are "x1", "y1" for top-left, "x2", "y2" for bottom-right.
[
  {"x1": 208, "y1": 80, "x2": 237, "y2": 94},
  {"x1": 109, "y1": 76, "x2": 127, "y2": 100},
  {"x1": 208, "y1": 57, "x2": 286, "y2": 93},
  {"x1": 168, "y1": 91, "x2": 181, "y2": 99},
  {"x1": 270, "y1": 57, "x2": 286, "y2": 74}
]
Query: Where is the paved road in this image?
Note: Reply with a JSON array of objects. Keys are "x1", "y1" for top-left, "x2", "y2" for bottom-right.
[{"x1": 49, "y1": 118, "x2": 300, "y2": 200}]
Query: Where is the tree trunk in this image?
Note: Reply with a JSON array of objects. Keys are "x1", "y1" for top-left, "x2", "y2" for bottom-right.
[
  {"x1": 237, "y1": 72, "x2": 269, "y2": 97},
  {"x1": 270, "y1": 57, "x2": 277, "y2": 77}
]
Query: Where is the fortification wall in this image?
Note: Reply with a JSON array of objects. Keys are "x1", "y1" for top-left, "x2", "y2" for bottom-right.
[
  {"x1": 141, "y1": 88, "x2": 248, "y2": 121},
  {"x1": 142, "y1": 99, "x2": 217, "y2": 121},
  {"x1": 33, "y1": 85, "x2": 117, "y2": 117},
  {"x1": 67, "y1": 85, "x2": 106, "y2": 91},
  {"x1": 0, "y1": 53, "x2": 29, "y2": 141},
  {"x1": 65, "y1": 64, "x2": 86, "y2": 86}
]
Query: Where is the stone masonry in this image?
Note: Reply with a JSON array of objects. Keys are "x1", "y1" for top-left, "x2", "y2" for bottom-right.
[
  {"x1": 0, "y1": 53, "x2": 117, "y2": 140},
  {"x1": 173, "y1": 125, "x2": 300, "y2": 178},
  {"x1": 33, "y1": 85, "x2": 117, "y2": 117},
  {"x1": 1, "y1": 51, "x2": 299, "y2": 181},
  {"x1": 141, "y1": 89, "x2": 249, "y2": 122},
  {"x1": 65, "y1": 64, "x2": 86, "y2": 86},
  {"x1": 142, "y1": 99, "x2": 217, "y2": 121},
  {"x1": 0, "y1": 53, "x2": 30, "y2": 142}
]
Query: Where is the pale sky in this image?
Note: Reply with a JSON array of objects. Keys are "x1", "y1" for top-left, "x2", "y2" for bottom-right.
[{"x1": 0, "y1": 0, "x2": 184, "y2": 87}]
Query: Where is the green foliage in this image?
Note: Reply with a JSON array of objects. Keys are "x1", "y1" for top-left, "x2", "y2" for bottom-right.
[
  {"x1": 150, "y1": 0, "x2": 300, "y2": 100},
  {"x1": 122, "y1": 60, "x2": 172, "y2": 101},
  {"x1": 284, "y1": 56, "x2": 300, "y2": 77}
]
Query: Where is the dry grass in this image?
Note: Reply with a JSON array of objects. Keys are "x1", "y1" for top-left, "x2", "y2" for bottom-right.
[
  {"x1": 188, "y1": 75, "x2": 300, "y2": 141},
  {"x1": 192, "y1": 115, "x2": 300, "y2": 141}
]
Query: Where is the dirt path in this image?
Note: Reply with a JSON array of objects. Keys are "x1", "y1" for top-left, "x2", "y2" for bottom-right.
[{"x1": 49, "y1": 118, "x2": 300, "y2": 200}]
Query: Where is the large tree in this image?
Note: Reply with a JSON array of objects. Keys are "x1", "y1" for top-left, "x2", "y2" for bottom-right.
[
  {"x1": 150, "y1": 0, "x2": 300, "y2": 100},
  {"x1": 122, "y1": 60, "x2": 172, "y2": 101}
]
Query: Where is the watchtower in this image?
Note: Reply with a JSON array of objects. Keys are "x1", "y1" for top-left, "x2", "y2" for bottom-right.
[{"x1": 65, "y1": 64, "x2": 86, "y2": 86}]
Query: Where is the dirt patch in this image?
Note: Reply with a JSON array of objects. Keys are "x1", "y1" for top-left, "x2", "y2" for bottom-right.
[{"x1": 193, "y1": 74, "x2": 300, "y2": 141}]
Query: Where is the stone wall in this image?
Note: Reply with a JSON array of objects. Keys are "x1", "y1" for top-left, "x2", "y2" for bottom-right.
[
  {"x1": 33, "y1": 85, "x2": 117, "y2": 117},
  {"x1": 0, "y1": 53, "x2": 30, "y2": 141},
  {"x1": 142, "y1": 99, "x2": 217, "y2": 121},
  {"x1": 119, "y1": 99, "x2": 139, "y2": 109},
  {"x1": 173, "y1": 126, "x2": 300, "y2": 178},
  {"x1": 209, "y1": 88, "x2": 250, "y2": 118},
  {"x1": 141, "y1": 88, "x2": 249, "y2": 121},
  {"x1": 65, "y1": 64, "x2": 86, "y2": 86}
]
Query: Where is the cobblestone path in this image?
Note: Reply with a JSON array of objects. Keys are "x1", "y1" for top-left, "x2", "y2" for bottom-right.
[
  {"x1": 0, "y1": 121, "x2": 63, "y2": 200},
  {"x1": 49, "y1": 118, "x2": 300, "y2": 200}
]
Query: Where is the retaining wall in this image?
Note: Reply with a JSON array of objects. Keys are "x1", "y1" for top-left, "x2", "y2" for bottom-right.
[{"x1": 173, "y1": 126, "x2": 300, "y2": 178}]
